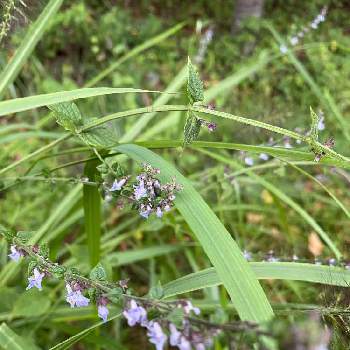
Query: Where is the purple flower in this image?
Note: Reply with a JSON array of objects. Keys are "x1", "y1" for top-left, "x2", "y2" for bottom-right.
[
  {"x1": 259, "y1": 153, "x2": 269, "y2": 161},
  {"x1": 244, "y1": 157, "x2": 254, "y2": 166},
  {"x1": 183, "y1": 301, "x2": 200, "y2": 315},
  {"x1": 8, "y1": 245, "x2": 23, "y2": 262},
  {"x1": 26, "y1": 268, "x2": 45, "y2": 291},
  {"x1": 98, "y1": 305, "x2": 109, "y2": 323},
  {"x1": 110, "y1": 178, "x2": 127, "y2": 191},
  {"x1": 243, "y1": 250, "x2": 252, "y2": 261},
  {"x1": 134, "y1": 181, "x2": 147, "y2": 200},
  {"x1": 169, "y1": 324, "x2": 191, "y2": 350},
  {"x1": 123, "y1": 299, "x2": 147, "y2": 327},
  {"x1": 147, "y1": 321, "x2": 167, "y2": 350},
  {"x1": 65, "y1": 284, "x2": 90, "y2": 308},
  {"x1": 156, "y1": 207, "x2": 163, "y2": 218},
  {"x1": 207, "y1": 122, "x2": 217, "y2": 132},
  {"x1": 280, "y1": 45, "x2": 288, "y2": 54},
  {"x1": 139, "y1": 205, "x2": 152, "y2": 219},
  {"x1": 318, "y1": 116, "x2": 325, "y2": 131}
]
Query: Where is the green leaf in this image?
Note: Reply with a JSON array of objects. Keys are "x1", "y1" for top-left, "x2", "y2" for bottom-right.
[
  {"x1": 80, "y1": 119, "x2": 117, "y2": 148},
  {"x1": 12, "y1": 289, "x2": 51, "y2": 318},
  {"x1": 309, "y1": 106, "x2": 319, "y2": 141},
  {"x1": 16, "y1": 231, "x2": 34, "y2": 244},
  {"x1": 49, "y1": 102, "x2": 83, "y2": 132},
  {"x1": 183, "y1": 111, "x2": 201, "y2": 146},
  {"x1": 149, "y1": 281, "x2": 164, "y2": 299},
  {"x1": 90, "y1": 263, "x2": 107, "y2": 282},
  {"x1": 0, "y1": 323, "x2": 40, "y2": 350},
  {"x1": 0, "y1": 0, "x2": 64, "y2": 99},
  {"x1": 163, "y1": 262, "x2": 350, "y2": 298},
  {"x1": 187, "y1": 57, "x2": 204, "y2": 104},
  {"x1": 0, "y1": 88, "x2": 170, "y2": 117},
  {"x1": 115, "y1": 144, "x2": 274, "y2": 323}
]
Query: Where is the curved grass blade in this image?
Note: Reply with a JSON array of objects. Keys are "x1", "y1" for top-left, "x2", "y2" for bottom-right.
[
  {"x1": 163, "y1": 262, "x2": 350, "y2": 298},
  {"x1": 0, "y1": 88, "x2": 173, "y2": 117},
  {"x1": 0, "y1": 0, "x2": 64, "y2": 99},
  {"x1": 115, "y1": 144, "x2": 274, "y2": 322}
]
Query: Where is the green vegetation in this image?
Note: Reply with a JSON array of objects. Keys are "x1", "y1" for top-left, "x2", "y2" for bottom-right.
[{"x1": 1, "y1": 1, "x2": 350, "y2": 349}]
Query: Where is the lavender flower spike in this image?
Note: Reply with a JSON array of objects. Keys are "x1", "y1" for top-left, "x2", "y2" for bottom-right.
[
  {"x1": 98, "y1": 305, "x2": 109, "y2": 323},
  {"x1": 8, "y1": 245, "x2": 23, "y2": 262},
  {"x1": 183, "y1": 300, "x2": 200, "y2": 315},
  {"x1": 123, "y1": 299, "x2": 147, "y2": 327},
  {"x1": 134, "y1": 180, "x2": 147, "y2": 200},
  {"x1": 156, "y1": 207, "x2": 163, "y2": 218},
  {"x1": 26, "y1": 268, "x2": 45, "y2": 291},
  {"x1": 65, "y1": 284, "x2": 90, "y2": 308},
  {"x1": 147, "y1": 321, "x2": 167, "y2": 350},
  {"x1": 110, "y1": 178, "x2": 127, "y2": 191},
  {"x1": 169, "y1": 323, "x2": 191, "y2": 350}
]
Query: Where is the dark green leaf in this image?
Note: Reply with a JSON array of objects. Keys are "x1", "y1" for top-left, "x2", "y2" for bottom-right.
[
  {"x1": 187, "y1": 57, "x2": 204, "y2": 104},
  {"x1": 90, "y1": 263, "x2": 107, "y2": 281},
  {"x1": 49, "y1": 102, "x2": 82, "y2": 132},
  {"x1": 183, "y1": 111, "x2": 201, "y2": 146}
]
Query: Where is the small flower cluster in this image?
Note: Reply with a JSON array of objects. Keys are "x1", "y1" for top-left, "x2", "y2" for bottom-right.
[
  {"x1": 123, "y1": 298, "x2": 216, "y2": 350},
  {"x1": 280, "y1": 6, "x2": 327, "y2": 54},
  {"x1": 105, "y1": 164, "x2": 183, "y2": 219},
  {"x1": 4, "y1": 232, "x2": 270, "y2": 350},
  {"x1": 7, "y1": 242, "x2": 112, "y2": 323}
]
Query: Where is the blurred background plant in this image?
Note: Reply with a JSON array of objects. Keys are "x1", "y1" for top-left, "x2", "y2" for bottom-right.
[{"x1": 1, "y1": 0, "x2": 350, "y2": 349}]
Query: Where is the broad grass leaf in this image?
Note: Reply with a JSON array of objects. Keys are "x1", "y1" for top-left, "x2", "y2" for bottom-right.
[
  {"x1": 12, "y1": 289, "x2": 51, "y2": 318},
  {"x1": 0, "y1": 323, "x2": 39, "y2": 350}
]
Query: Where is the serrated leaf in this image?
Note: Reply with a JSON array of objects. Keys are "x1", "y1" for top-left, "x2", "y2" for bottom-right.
[
  {"x1": 187, "y1": 57, "x2": 204, "y2": 103},
  {"x1": 90, "y1": 263, "x2": 107, "y2": 281},
  {"x1": 49, "y1": 102, "x2": 83, "y2": 132},
  {"x1": 80, "y1": 119, "x2": 117, "y2": 148},
  {"x1": 16, "y1": 231, "x2": 34, "y2": 244},
  {"x1": 149, "y1": 281, "x2": 164, "y2": 299},
  {"x1": 183, "y1": 111, "x2": 201, "y2": 146}
]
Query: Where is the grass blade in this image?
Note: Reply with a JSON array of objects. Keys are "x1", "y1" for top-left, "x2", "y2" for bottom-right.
[
  {"x1": 163, "y1": 262, "x2": 350, "y2": 298},
  {"x1": 0, "y1": 88, "x2": 172, "y2": 117},
  {"x1": 83, "y1": 160, "x2": 101, "y2": 267},
  {"x1": 116, "y1": 144, "x2": 274, "y2": 322},
  {"x1": 0, "y1": 0, "x2": 64, "y2": 99}
]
